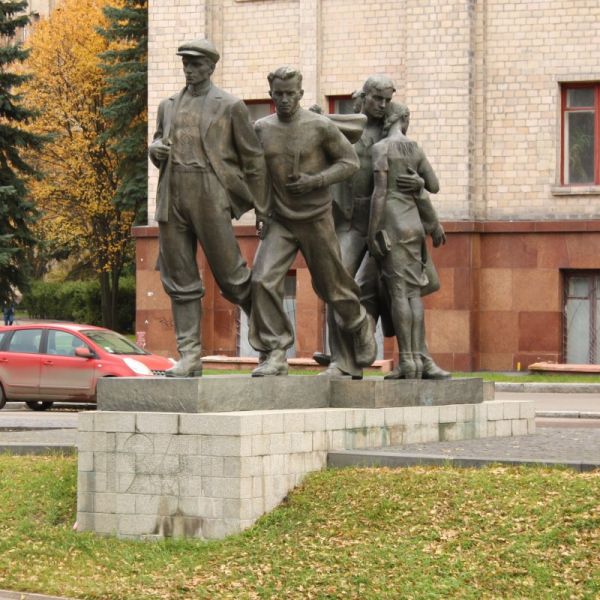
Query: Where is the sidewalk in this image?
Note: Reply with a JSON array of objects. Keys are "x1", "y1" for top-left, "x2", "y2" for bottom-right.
[{"x1": 329, "y1": 426, "x2": 600, "y2": 472}]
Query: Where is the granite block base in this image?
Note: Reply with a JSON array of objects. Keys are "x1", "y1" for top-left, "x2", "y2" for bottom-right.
[
  {"x1": 97, "y1": 376, "x2": 486, "y2": 413},
  {"x1": 78, "y1": 388, "x2": 534, "y2": 540}
]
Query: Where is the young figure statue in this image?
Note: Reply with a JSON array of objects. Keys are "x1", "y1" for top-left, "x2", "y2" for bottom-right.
[
  {"x1": 317, "y1": 76, "x2": 449, "y2": 380},
  {"x1": 248, "y1": 66, "x2": 377, "y2": 376},
  {"x1": 367, "y1": 103, "x2": 442, "y2": 379}
]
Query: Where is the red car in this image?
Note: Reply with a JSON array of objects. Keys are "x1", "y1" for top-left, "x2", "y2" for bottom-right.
[{"x1": 0, "y1": 323, "x2": 174, "y2": 410}]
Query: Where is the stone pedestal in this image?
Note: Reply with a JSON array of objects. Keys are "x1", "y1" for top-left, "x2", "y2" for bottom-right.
[
  {"x1": 96, "y1": 375, "x2": 488, "y2": 412},
  {"x1": 77, "y1": 377, "x2": 534, "y2": 540}
]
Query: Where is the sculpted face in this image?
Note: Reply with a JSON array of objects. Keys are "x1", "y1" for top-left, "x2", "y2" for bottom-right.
[
  {"x1": 182, "y1": 55, "x2": 214, "y2": 86},
  {"x1": 362, "y1": 86, "x2": 394, "y2": 120},
  {"x1": 401, "y1": 112, "x2": 410, "y2": 134},
  {"x1": 270, "y1": 76, "x2": 304, "y2": 119}
]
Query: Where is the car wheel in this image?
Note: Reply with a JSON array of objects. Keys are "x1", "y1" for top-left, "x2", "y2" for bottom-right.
[
  {"x1": 25, "y1": 401, "x2": 54, "y2": 411},
  {"x1": 0, "y1": 386, "x2": 6, "y2": 410}
]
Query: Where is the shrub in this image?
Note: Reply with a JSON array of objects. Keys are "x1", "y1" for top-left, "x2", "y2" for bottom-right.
[{"x1": 21, "y1": 277, "x2": 135, "y2": 333}]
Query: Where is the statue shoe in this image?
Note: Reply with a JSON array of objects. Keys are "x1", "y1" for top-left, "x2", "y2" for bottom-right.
[
  {"x1": 312, "y1": 352, "x2": 331, "y2": 367},
  {"x1": 384, "y1": 366, "x2": 402, "y2": 380},
  {"x1": 251, "y1": 349, "x2": 288, "y2": 377},
  {"x1": 384, "y1": 353, "x2": 417, "y2": 379},
  {"x1": 413, "y1": 353, "x2": 424, "y2": 380},
  {"x1": 165, "y1": 354, "x2": 202, "y2": 378},
  {"x1": 352, "y1": 317, "x2": 377, "y2": 368},
  {"x1": 318, "y1": 364, "x2": 352, "y2": 379},
  {"x1": 421, "y1": 355, "x2": 451, "y2": 380}
]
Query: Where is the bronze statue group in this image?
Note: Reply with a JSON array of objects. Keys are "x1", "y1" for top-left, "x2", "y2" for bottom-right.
[{"x1": 149, "y1": 39, "x2": 450, "y2": 381}]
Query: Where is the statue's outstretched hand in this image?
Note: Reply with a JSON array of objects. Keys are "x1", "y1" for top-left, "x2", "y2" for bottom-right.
[{"x1": 396, "y1": 167, "x2": 424, "y2": 194}]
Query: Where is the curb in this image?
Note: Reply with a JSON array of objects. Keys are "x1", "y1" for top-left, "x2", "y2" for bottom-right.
[
  {"x1": 496, "y1": 382, "x2": 600, "y2": 393},
  {"x1": 535, "y1": 411, "x2": 600, "y2": 419},
  {"x1": 0, "y1": 591, "x2": 77, "y2": 600},
  {"x1": 0, "y1": 444, "x2": 75, "y2": 455},
  {"x1": 327, "y1": 450, "x2": 600, "y2": 472}
]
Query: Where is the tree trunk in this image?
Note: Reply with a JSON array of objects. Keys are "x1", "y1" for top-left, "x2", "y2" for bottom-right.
[
  {"x1": 99, "y1": 267, "x2": 123, "y2": 331},
  {"x1": 110, "y1": 267, "x2": 120, "y2": 331},
  {"x1": 99, "y1": 270, "x2": 113, "y2": 329}
]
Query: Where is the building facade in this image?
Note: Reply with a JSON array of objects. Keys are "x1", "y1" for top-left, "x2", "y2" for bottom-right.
[
  {"x1": 135, "y1": 0, "x2": 600, "y2": 370},
  {"x1": 10, "y1": 0, "x2": 55, "y2": 42}
]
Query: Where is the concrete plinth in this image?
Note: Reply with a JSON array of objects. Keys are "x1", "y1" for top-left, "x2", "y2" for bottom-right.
[
  {"x1": 77, "y1": 377, "x2": 534, "y2": 541},
  {"x1": 97, "y1": 376, "x2": 486, "y2": 413}
]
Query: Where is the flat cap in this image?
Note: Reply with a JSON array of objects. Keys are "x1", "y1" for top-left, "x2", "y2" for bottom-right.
[{"x1": 176, "y1": 38, "x2": 220, "y2": 63}]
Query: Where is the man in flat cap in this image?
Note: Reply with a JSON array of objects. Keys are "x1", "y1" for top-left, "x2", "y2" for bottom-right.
[{"x1": 149, "y1": 39, "x2": 267, "y2": 377}]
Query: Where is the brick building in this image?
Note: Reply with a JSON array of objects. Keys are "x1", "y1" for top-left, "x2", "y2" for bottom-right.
[
  {"x1": 135, "y1": 0, "x2": 600, "y2": 370},
  {"x1": 10, "y1": 0, "x2": 54, "y2": 42}
]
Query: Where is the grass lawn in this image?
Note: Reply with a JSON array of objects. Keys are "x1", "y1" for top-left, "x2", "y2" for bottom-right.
[
  {"x1": 202, "y1": 368, "x2": 600, "y2": 383},
  {"x1": 452, "y1": 372, "x2": 600, "y2": 384},
  {"x1": 0, "y1": 456, "x2": 598, "y2": 599}
]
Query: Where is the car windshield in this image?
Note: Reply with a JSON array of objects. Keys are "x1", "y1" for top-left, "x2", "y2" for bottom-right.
[{"x1": 82, "y1": 330, "x2": 149, "y2": 355}]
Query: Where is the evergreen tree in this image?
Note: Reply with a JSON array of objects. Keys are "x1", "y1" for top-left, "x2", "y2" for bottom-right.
[
  {"x1": 0, "y1": 0, "x2": 44, "y2": 305},
  {"x1": 98, "y1": 0, "x2": 147, "y2": 224}
]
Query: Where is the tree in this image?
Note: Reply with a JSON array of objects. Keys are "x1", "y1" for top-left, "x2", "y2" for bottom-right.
[
  {"x1": 0, "y1": 0, "x2": 44, "y2": 305},
  {"x1": 22, "y1": 0, "x2": 137, "y2": 329},
  {"x1": 98, "y1": 0, "x2": 147, "y2": 223}
]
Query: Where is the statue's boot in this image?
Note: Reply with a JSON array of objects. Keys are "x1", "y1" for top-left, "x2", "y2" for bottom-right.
[
  {"x1": 165, "y1": 299, "x2": 203, "y2": 378},
  {"x1": 352, "y1": 316, "x2": 377, "y2": 368},
  {"x1": 312, "y1": 352, "x2": 331, "y2": 367},
  {"x1": 251, "y1": 348, "x2": 288, "y2": 377},
  {"x1": 384, "y1": 353, "x2": 417, "y2": 380},
  {"x1": 420, "y1": 354, "x2": 451, "y2": 379},
  {"x1": 413, "y1": 353, "x2": 424, "y2": 380},
  {"x1": 318, "y1": 363, "x2": 352, "y2": 379}
]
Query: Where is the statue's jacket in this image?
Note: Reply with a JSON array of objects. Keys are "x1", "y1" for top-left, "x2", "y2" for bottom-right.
[{"x1": 150, "y1": 85, "x2": 267, "y2": 222}]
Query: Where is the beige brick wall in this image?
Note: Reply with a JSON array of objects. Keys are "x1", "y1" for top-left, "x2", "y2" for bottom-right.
[
  {"x1": 404, "y1": 0, "x2": 476, "y2": 220},
  {"x1": 147, "y1": 0, "x2": 600, "y2": 222},
  {"x1": 482, "y1": 0, "x2": 600, "y2": 219},
  {"x1": 219, "y1": 0, "x2": 300, "y2": 99},
  {"x1": 320, "y1": 0, "x2": 405, "y2": 101}
]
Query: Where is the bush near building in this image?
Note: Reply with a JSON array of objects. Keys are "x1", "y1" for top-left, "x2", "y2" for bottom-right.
[{"x1": 22, "y1": 276, "x2": 135, "y2": 333}]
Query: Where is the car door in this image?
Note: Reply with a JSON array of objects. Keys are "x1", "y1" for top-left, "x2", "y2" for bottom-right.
[
  {"x1": 0, "y1": 328, "x2": 43, "y2": 399},
  {"x1": 39, "y1": 329, "x2": 97, "y2": 400}
]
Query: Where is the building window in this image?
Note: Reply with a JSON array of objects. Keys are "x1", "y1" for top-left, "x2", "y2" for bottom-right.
[
  {"x1": 238, "y1": 273, "x2": 296, "y2": 358},
  {"x1": 244, "y1": 99, "x2": 275, "y2": 123},
  {"x1": 564, "y1": 271, "x2": 600, "y2": 364},
  {"x1": 328, "y1": 95, "x2": 357, "y2": 115},
  {"x1": 561, "y1": 83, "x2": 600, "y2": 185}
]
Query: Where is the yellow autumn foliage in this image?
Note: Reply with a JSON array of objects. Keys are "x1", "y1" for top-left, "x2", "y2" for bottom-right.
[{"x1": 21, "y1": 0, "x2": 134, "y2": 276}]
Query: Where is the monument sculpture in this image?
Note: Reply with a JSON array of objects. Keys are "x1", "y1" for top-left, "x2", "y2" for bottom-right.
[
  {"x1": 367, "y1": 103, "x2": 445, "y2": 379},
  {"x1": 76, "y1": 39, "x2": 534, "y2": 543},
  {"x1": 247, "y1": 66, "x2": 377, "y2": 377},
  {"x1": 318, "y1": 75, "x2": 449, "y2": 380},
  {"x1": 148, "y1": 39, "x2": 267, "y2": 378}
]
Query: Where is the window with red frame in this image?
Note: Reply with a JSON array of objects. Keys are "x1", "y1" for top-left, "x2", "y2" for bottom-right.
[
  {"x1": 328, "y1": 95, "x2": 356, "y2": 115},
  {"x1": 244, "y1": 99, "x2": 275, "y2": 123},
  {"x1": 561, "y1": 83, "x2": 600, "y2": 185}
]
